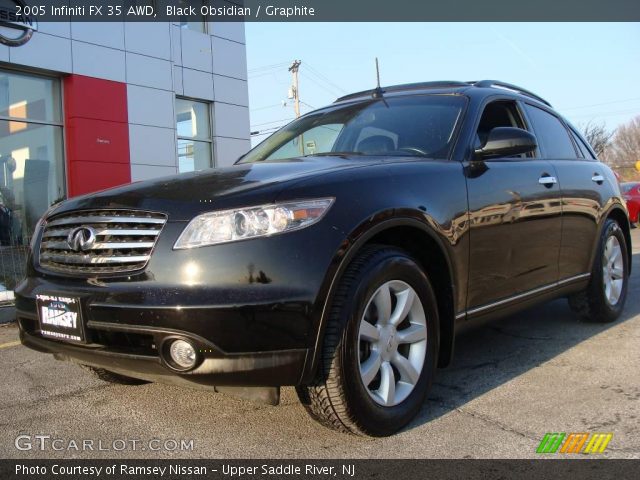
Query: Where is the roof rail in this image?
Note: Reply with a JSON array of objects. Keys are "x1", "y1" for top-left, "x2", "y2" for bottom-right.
[
  {"x1": 333, "y1": 79, "x2": 552, "y2": 107},
  {"x1": 471, "y1": 80, "x2": 552, "y2": 107},
  {"x1": 334, "y1": 81, "x2": 470, "y2": 103}
]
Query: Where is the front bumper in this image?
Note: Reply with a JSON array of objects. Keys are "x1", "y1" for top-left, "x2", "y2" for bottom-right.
[
  {"x1": 16, "y1": 278, "x2": 309, "y2": 388},
  {"x1": 19, "y1": 328, "x2": 306, "y2": 389}
]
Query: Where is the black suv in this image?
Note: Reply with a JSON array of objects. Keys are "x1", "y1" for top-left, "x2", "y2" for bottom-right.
[{"x1": 17, "y1": 80, "x2": 630, "y2": 436}]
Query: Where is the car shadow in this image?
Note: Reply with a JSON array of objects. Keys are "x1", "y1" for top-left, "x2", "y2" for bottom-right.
[{"x1": 407, "y1": 252, "x2": 640, "y2": 431}]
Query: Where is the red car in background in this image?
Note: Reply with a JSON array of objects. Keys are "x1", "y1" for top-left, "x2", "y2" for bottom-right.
[{"x1": 621, "y1": 182, "x2": 640, "y2": 226}]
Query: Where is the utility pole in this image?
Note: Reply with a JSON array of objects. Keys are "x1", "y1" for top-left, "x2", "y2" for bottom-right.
[
  {"x1": 288, "y1": 60, "x2": 302, "y2": 118},
  {"x1": 288, "y1": 60, "x2": 303, "y2": 155}
]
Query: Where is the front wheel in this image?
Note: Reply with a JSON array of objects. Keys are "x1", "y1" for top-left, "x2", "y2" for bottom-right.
[
  {"x1": 297, "y1": 245, "x2": 438, "y2": 436},
  {"x1": 568, "y1": 218, "x2": 629, "y2": 323}
]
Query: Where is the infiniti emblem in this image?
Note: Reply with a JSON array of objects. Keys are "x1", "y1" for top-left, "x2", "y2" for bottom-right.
[{"x1": 67, "y1": 226, "x2": 97, "y2": 252}]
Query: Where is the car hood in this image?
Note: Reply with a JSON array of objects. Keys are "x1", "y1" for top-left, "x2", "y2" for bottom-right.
[{"x1": 51, "y1": 156, "x2": 379, "y2": 221}]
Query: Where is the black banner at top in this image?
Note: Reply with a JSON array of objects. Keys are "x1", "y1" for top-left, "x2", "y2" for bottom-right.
[{"x1": 0, "y1": 0, "x2": 639, "y2": 23}]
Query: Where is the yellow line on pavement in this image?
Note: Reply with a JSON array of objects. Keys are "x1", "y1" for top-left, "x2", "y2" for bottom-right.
[{"x1": 0, "y1": 340, "x2": 21, "y2": 350}]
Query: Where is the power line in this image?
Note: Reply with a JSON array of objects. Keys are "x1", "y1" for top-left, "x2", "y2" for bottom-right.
[
  {"x1": 570, "y1": 108, "x2": 640, "y2": 119},
  {"x1": 247, "y1": 62, "x2": 290, "y2": 73},
  {"x1": 250, "y1": 103, "x2": 285, "y2": 112},
  {"x1": 559, "y1": 97, "x2": 640, "y2": 111},
  {"x1": 248, "y1": 71, "x2": 290, "y2": 81},
  {"x1": 250, "y1": 117, "x2": 295, "y2": 128},
  {"x1": 304, "y1": 63, "x2": 348, "y2": 94},
  {"x1": 300, "y1": 69, "x2": 344, "y2": 96},
  {"x1": 300, "y1": 71, "x2": 343, "y2": 98}
]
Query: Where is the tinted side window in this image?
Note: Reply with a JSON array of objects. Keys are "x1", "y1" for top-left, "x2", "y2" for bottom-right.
[
  {"x1": 570, "y1": 128, "x2": 597, "y2": 160},
  {"x1": 525, "y1": 105, "x2": 577, "y2": 159},
  {"x1": 475, "y1": 100, "x2": 531, "y2": 157},
  {"x1": 568, "y1": 129, "x2": 585, "y2": 158}
]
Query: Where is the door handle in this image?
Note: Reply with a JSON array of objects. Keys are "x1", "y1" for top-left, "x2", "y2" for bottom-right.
[
  {"x1": 592, "y1": 174, "x2": 605, "y2": 184},
  {"x1": 538, "y1": 174, "x2": 557, "y2": 187}
]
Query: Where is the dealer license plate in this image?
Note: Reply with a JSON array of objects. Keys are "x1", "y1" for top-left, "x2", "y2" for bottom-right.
[{"x1": 36, "y1": 294, "x2": 86, "y2": 344}]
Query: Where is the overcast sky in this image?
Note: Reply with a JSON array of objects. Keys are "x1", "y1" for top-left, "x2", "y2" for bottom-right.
[{"x1": 245, "y1": 23, "x2": 640, "y2": 143}]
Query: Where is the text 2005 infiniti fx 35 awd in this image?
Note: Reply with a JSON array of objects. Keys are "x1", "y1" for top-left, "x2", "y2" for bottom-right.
[{"x1": 17, "y1": 81, "x2": 631, "y2": 436}]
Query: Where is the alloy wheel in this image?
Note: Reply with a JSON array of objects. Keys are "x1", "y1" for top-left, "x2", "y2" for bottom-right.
[
  {"x1": 358, "y1": 280, "x2": 427, "y2": 407},
  {"x1": 603, "y1": 235, "x2": 624, "y2": 306}
]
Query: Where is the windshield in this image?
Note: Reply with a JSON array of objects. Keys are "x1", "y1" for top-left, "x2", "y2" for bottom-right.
[{"x1": 239, "y1": 95, "x2": 466, "y2": 163}]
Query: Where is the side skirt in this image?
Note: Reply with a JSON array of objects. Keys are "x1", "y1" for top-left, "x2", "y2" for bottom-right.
[{"x1": 454, "y1": 273, "x2": 590, "y2": 329}]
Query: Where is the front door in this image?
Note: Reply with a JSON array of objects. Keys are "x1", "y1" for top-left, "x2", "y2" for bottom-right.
[{"x1": 465, "y1": 100, "x2": 562, "y2": 312}]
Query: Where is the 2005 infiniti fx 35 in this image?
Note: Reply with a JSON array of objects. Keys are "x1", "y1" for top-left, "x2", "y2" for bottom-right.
[{"x1": 17, "y1": 80, "x2": 630, "y2": 436}]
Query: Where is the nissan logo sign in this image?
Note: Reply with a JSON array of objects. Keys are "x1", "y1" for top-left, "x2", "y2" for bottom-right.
[{"x1": 0, "y1": 0, "x2": 38, "y2": 47}]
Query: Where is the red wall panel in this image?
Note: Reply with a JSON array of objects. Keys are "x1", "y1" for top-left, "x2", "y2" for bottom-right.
[
  {"x1": 64, "y1": 75, "x2": 128, "y2": 123},
  {"x1": 68, "y1": 162, "x2": 131, "y2": 197},
  {"x1": 63, "y1": 75, "x2": 130, "y2": 197},
  {"x1": 65, "y1": 118, "x2": 130, "y2": 165}
]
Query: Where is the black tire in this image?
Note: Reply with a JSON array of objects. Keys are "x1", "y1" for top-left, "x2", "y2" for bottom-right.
[
  {"x1": 296, "y1": 245, "x2": 439, "y2": 436},
  {"x1": 568, "y1": 218, "x2": 629, "y2": 323},
  {"x1": 82, "y1": 366, "x2": 149, "y2": 385}
]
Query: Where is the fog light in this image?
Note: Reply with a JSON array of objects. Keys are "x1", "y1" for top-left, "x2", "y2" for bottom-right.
[{"x1": 169, "y1": 340, "x2": 197, "y2": 369}]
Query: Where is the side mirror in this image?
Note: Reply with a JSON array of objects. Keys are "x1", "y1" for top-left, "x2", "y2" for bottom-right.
[{"x1": 474, "y1": 127, "x2": 537, "y2": 159}]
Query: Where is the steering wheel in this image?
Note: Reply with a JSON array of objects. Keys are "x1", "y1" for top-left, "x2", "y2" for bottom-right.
[{"x1": 399, "y1": 147, "x2": 428, "y2": 156}]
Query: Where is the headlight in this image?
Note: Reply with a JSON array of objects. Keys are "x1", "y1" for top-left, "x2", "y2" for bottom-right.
[{"x1": 174, "y1": 198, "x2": 334, "y2": 249}]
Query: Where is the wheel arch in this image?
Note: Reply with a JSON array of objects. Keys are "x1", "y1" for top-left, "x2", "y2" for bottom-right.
[
  {"x1": 605, "y1": 205, "x2": 632, "y2": 274},
  {"x1": 302, "y1": 212, "x2": 459, "y2": 384}
]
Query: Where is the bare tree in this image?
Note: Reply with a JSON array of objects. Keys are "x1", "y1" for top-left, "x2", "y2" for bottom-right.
[
  {"x1": 581, "y1": 121, "x2": 614, "y2": 158},
  {"x1": 609, "y1": 116, "x2": 640, "y2": 168}
]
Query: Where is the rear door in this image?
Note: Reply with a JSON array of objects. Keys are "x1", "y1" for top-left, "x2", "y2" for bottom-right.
[
  {"x1": 465, "y1": 99, "x2": 562, "y2": 312},
  {"x1": 523, "y1": 104, "x2": 608, "y2": 281}
]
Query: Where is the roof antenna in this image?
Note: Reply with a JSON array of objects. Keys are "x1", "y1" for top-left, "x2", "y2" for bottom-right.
[{"x1": 372, "y1": 57, "x2": 384, "y2": 98}]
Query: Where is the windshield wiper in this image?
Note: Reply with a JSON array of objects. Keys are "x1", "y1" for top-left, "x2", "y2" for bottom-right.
[{"x1": 302, "y1": 152, "x2": 365, "y2": 157}]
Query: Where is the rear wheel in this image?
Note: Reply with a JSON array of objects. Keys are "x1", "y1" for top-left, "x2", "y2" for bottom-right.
[
  {"x1": 568, "y1": 218, "x2": 629, "y2": 323},
  {"x1": 82, "y1": 366, "x2": 149, "y2": 385},
  {"x1": 297, "y1": 245, "x2": 438, "y2": 436}
]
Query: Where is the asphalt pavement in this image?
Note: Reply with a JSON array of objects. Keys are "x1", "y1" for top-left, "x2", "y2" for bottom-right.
[{"x1": 1, "y1": 231, "x2": 639, "y2": 459}]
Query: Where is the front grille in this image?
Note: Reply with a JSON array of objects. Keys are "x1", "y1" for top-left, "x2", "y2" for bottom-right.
[{"x1": 38, "y1": 210, "x2": 167, "y2": 275}]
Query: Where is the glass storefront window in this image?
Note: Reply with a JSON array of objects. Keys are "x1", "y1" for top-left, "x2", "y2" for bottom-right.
[
  {"x1": 178, "y1": 139, "x2": 212, "y2": 172},
  {"x1": 179, "y1": 0, "x2": 207, "y2": 32},
  {"x1": 0, "y1": 71, "x2": 61, "y2": 124},
  {"x1": 176, "y1": 98, "x2": 213, "y2": 173},
  {"x1": 0, "y1": 70, "x2": 64, "y2": 292},
  {"x1": 180, "y1": 20, "x2": 207, "y2": 33}
]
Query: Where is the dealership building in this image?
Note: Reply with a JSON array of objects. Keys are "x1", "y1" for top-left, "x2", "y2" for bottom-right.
[{"x1": 0, "y1": 19, "x2": 251, "y2": 295}]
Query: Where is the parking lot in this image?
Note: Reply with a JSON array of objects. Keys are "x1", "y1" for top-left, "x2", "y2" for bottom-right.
[{"x1": 1, "y1": 231, "x2": 639, "y2": 459}]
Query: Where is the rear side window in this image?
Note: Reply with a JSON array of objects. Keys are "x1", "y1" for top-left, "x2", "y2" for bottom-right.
[
  {"x1": 569, "y1": 128, "x2": 597, "y2": 160},
  {"x1": 525, "y1": 105, "x2": 577, "y2": 159},
  {"x1": 568, "y1": 130, "x2": 586, "y2": 158}
]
